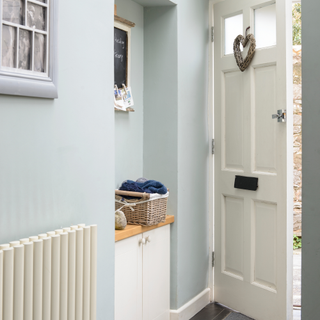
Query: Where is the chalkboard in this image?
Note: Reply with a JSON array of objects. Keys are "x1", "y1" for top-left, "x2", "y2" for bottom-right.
[{"x1": 114, "y1": 27, "x2": 128, "y2": 88}]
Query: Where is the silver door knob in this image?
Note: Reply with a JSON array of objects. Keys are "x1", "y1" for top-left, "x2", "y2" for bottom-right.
[
  {"x1": 272, "y1": 109, "x2": 286, "y2": 123},
  {"x1": 139, "y1": 238, "x2": 146, "y2": 245},
  {"x1": 145, "y1": 236, "x2": 151, "y2": 243}
]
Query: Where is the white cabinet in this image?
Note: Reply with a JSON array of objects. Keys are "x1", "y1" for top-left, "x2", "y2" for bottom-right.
[
  {"x1": 115, "y1": 234, "x2": 143, "y2": 320},
  {"x1": 115, "y1": 225, "x2": 170, "y2": 320}
]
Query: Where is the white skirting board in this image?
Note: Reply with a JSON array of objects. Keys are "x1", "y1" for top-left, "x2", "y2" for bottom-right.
[{"x1": 170, "y1": 288, "x2": 210, "y2": 320}]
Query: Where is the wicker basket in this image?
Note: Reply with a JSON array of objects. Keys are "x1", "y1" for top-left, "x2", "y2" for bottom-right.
[{"x1": 115, "y1": 190, "x2": 168, "y2": 226}]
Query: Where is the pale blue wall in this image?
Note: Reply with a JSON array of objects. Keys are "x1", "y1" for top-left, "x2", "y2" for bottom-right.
[
  {"x1": 115, "y1": 0, "x2": 144, "y2": 188},
  {"x1": 0, "y1": 0, "x2": 115, "y2": 318},
  {"x1": 301, "y1": 1, "x2": 320, "y2": 318},
  {"x1": 0, "y1": 0, "x2": 210, "y2": 317},
  {"x1": 144, "y1": 5, "x2": 179, "y2": 308},
  {"x1": 117, "y1": 0, "x2": 209, "y2": 310},
  {"x1": 176, "y1": 0, "x2": 209, "y2": 308},
  {"x1": 144, "y1": 0, "x2": 210, "y2": 309}
]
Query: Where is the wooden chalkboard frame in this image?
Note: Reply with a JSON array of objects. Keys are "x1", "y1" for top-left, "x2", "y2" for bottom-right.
[{"x1": 114, "y1": 20, "x2": 132, "y2": 88}]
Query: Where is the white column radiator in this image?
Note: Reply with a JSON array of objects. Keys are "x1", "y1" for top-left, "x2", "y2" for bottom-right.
[{"x1": 0, "y1": 224, "x2": 97, "y2": 320}]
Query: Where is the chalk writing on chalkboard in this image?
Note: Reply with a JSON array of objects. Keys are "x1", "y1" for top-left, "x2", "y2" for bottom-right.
[{"x1": 114, "y1": 27, "x2": 128, "y2": 88}]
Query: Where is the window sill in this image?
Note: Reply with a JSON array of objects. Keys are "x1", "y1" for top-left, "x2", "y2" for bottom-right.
[{"x1": 0, "y1": 74, "x2": 58, "y2": 99}]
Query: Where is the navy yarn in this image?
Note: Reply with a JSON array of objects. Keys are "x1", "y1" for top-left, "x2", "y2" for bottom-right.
[{"x1": 119, "y1": 180, "x2": 167, "y2": 194}]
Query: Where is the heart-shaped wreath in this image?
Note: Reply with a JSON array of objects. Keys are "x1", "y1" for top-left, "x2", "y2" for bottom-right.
[{"x1": 233, "y1": 33, "x2": 256, "y2": 72}]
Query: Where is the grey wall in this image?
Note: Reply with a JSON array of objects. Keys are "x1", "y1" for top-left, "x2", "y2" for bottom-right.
[
  {"x1": 0, "y1": 0, "x2": 115, "y2": 318},
  {"x1": 115, "y1": 0, "x2": 144, "y2": 188},
  {"x1": 144, "y1": 0, "x2": 209, "y2": 309},
  {"x1": 301, "y1": 1, "x2": 320, "y2": 318}
]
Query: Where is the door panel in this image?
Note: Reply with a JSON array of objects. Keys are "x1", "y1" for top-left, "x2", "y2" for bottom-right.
[
  {"x1": 254, "y1": 65, "x2": 277, "y2": 173},
  {"x1": 143, "y1": 226, "x2": 170, "y2": 320},
  {"x1": 214, "y1": 0, "x2": 293, "y2": 319},
  {"x1": 253, "y1": 200, "x2": 277, "y2": 291},
  {"x1": 115, "y1": 235, "x2": 143, "y2": 320},
  {"x1": 224, "y1": 71, "x2": 245, "y2": 171},
  {"x1": 222, "y1": 196, "x2": 244, "y2": 279}
]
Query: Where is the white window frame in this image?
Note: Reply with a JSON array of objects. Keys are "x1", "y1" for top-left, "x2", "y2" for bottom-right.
[{"x1": 0, "y1": 0, "x2": 58, "y2": 98}]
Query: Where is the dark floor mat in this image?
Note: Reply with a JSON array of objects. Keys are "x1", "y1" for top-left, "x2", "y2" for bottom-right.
[
  {"x1": 215, "y1": 309, "x2": 233, "y2": 320},
  {"x1": 225, "y1": 312, "x2": 254, "y2": 320},
  {"x1": 190, "y1": 303, "x2": 231, "y2": 320}
]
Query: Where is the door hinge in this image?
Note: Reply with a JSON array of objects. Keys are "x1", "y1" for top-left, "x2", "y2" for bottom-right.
[
  {"x1": 211, "y1": 26, "x2": 214, "y2": 43},
  {"x1": 212, "y1": 252, "x2": 215, "y2": 267},
  {"x1": 212, "y1": 139, "x2": 215, "y2": 155}
]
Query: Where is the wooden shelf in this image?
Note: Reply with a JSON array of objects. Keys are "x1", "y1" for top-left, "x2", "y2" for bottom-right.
[
  {"x1": 115, "y1": 215, "x2": 174, "y2": 242},
  {"x1": 114, "y1": 15, "x2": 135, "y2": 28},
  {"x1": 132, "y1": 0, "x2": 177, "y2": 7},
  {"x1": 114, "y1": 107, "x2": 135, "y2": 112}
]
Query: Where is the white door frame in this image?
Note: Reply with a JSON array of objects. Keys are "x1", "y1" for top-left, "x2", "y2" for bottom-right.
[
  {"x1": 208, "y1": 0, "x2": 225, "y2": 303},
  {"x1": 207, "y1": 0, "x2": 214, "y2": 303}
]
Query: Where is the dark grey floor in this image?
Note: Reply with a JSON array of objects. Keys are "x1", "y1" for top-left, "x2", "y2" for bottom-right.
[
  {"x1": 190, "y1": 303, "x2": 254, "y2": 320},
  {"x1": 191, "y1": 303, "x2": 301, "y2": 320}
]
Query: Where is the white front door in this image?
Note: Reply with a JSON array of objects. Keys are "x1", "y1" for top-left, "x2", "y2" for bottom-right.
[{"x1": 214, "y1": 0, "x2": 293, "y2": 319}]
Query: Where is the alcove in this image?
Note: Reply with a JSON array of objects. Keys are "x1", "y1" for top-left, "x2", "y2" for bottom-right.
[
  {"x1": 114, "y1": 0, "x2": 210, "y2": 313},
  {"x1": 114, "y1": 0, "x2": 179, "y2": 311},
  {"x1": 114, "y1": 0, "x2": 178, "y2": 197}
]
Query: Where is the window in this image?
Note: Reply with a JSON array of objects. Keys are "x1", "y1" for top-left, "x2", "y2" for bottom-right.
[
  {"x1": 224, "y1": 13, "x2": 243, "y2": 55},
  {"x1": 0, "y1": 0, "x2": 58, "y2": 98},
  {"x1": 254, "y1": 3, "x2": 276, "y2": 49}
]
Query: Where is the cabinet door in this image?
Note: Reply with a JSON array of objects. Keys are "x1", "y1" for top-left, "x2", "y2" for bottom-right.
[
  {"x1": 115, "y1": 234, "x2": 143, "y2": 320},
  {"x1": 143, "y1": 225, "x2": 170, "y2": 320}
]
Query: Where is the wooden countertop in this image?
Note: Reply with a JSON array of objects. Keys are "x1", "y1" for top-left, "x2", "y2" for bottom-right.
[{"x1": 115, "y1": 215, "x2": 174, "y2": 242}]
